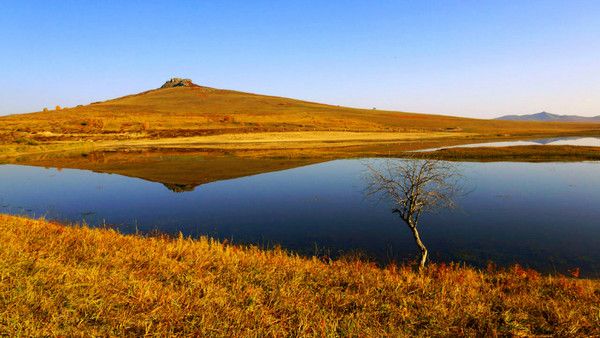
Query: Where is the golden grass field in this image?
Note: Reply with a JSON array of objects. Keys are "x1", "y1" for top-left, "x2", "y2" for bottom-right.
[{"x1": 0, "y1": 214, "x2": 598, "y2": 337}]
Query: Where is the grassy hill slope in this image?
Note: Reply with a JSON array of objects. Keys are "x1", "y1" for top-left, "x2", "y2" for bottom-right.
[{"x1": 2, "y1": 83, "x2": 600, "y2": 144}]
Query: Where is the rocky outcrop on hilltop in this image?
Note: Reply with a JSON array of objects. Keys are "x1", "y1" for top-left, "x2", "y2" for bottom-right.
[{"x1": 160, "y1": 78, "x2": 197, "y2": 88}]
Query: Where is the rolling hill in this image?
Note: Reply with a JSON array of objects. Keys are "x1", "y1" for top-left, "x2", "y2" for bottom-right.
[
  {"x1": 2, "y1": 78, "x2": 600, "y2": 146},
  {"x1": 496, "y1": 111, "x2": 600, "y2": 123}
]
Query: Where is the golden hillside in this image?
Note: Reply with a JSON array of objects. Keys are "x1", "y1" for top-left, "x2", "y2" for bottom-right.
[{"x1": 2, "y1": 80, "x2": 600, "y2": 144}]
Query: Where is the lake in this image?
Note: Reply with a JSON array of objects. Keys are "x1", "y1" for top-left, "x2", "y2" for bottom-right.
[{"x1": 1, "y1": 159, "x2": 599, "y2": 277}]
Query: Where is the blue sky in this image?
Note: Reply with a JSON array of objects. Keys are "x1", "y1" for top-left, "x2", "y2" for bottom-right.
[{"x1": 1, "y1": 1, "x2": 599, "y2": 118}]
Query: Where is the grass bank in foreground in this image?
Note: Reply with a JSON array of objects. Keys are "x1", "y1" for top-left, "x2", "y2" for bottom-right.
[{"x1": 0, "y1": 214, "x2": 598, "y2": 336}]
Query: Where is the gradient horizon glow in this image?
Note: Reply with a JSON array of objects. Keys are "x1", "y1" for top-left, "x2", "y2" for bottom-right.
[{"x1": 1, "y1": 1, "x2": 599, "y2": 118}]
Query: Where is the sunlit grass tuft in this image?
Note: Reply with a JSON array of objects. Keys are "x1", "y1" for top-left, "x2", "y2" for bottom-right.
[{"x1": 0, "y1": 214, "x2": 598, "y2": 336}]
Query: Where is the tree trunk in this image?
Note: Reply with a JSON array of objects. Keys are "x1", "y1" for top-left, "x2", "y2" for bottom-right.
[{"x1": 408, "y1": 222, "x2": 428, "y2": 271}]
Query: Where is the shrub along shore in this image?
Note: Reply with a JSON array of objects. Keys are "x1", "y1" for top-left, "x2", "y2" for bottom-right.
[{"x1": 0, "y1": 214, "x2": 598, "y2": 336}]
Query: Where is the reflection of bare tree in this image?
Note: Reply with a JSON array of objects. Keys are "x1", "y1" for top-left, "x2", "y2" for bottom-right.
[{"x1": 366, "y1": 158, "x2": 461, "y2": 270}]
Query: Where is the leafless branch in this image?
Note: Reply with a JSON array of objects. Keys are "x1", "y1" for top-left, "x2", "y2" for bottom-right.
[{"x1": 364, "y1": 155, "x2": 463, "y2": 269}]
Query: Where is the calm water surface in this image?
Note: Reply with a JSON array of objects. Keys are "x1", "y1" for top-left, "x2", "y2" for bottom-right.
[
  {"x1": 1, "y1": 160, "x2": 599, "y2": 276},
  {"x1": 419, "y1": 136, "x2": 600, "y2": 151}
]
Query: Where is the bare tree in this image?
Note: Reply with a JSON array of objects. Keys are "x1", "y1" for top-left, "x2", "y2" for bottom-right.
[{"x1": 366, "y1": 157, "x2": 461, "y2": 270}]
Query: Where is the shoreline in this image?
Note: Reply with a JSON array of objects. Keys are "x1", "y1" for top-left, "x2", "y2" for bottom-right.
[
  {"x1": 2, "y1": 137, "x2": 600, "y2": 193},
  {"x1": 3, "y1": 129, "x2": 600, "y2": 160}
]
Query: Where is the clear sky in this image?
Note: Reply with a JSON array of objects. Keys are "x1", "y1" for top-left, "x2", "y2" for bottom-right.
[{"x1": 1, "y1": 1, "x2": 599, "y2": 118}]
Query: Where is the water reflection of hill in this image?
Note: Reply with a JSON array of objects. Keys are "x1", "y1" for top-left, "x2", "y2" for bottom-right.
[
  {"x1": 9, "y1": 136, "x2": 600, "y2": 188},
  {"x1": 9, "y1": 150, "x2": 326, "y2": 191},
  {"x1": 5, "y1": 138, "x2": 505, "y2": 189}
]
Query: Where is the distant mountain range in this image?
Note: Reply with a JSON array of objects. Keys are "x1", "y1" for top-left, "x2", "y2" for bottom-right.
[{"x1": 496, "y1": 111, "x2": 600, "y2": 123}]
